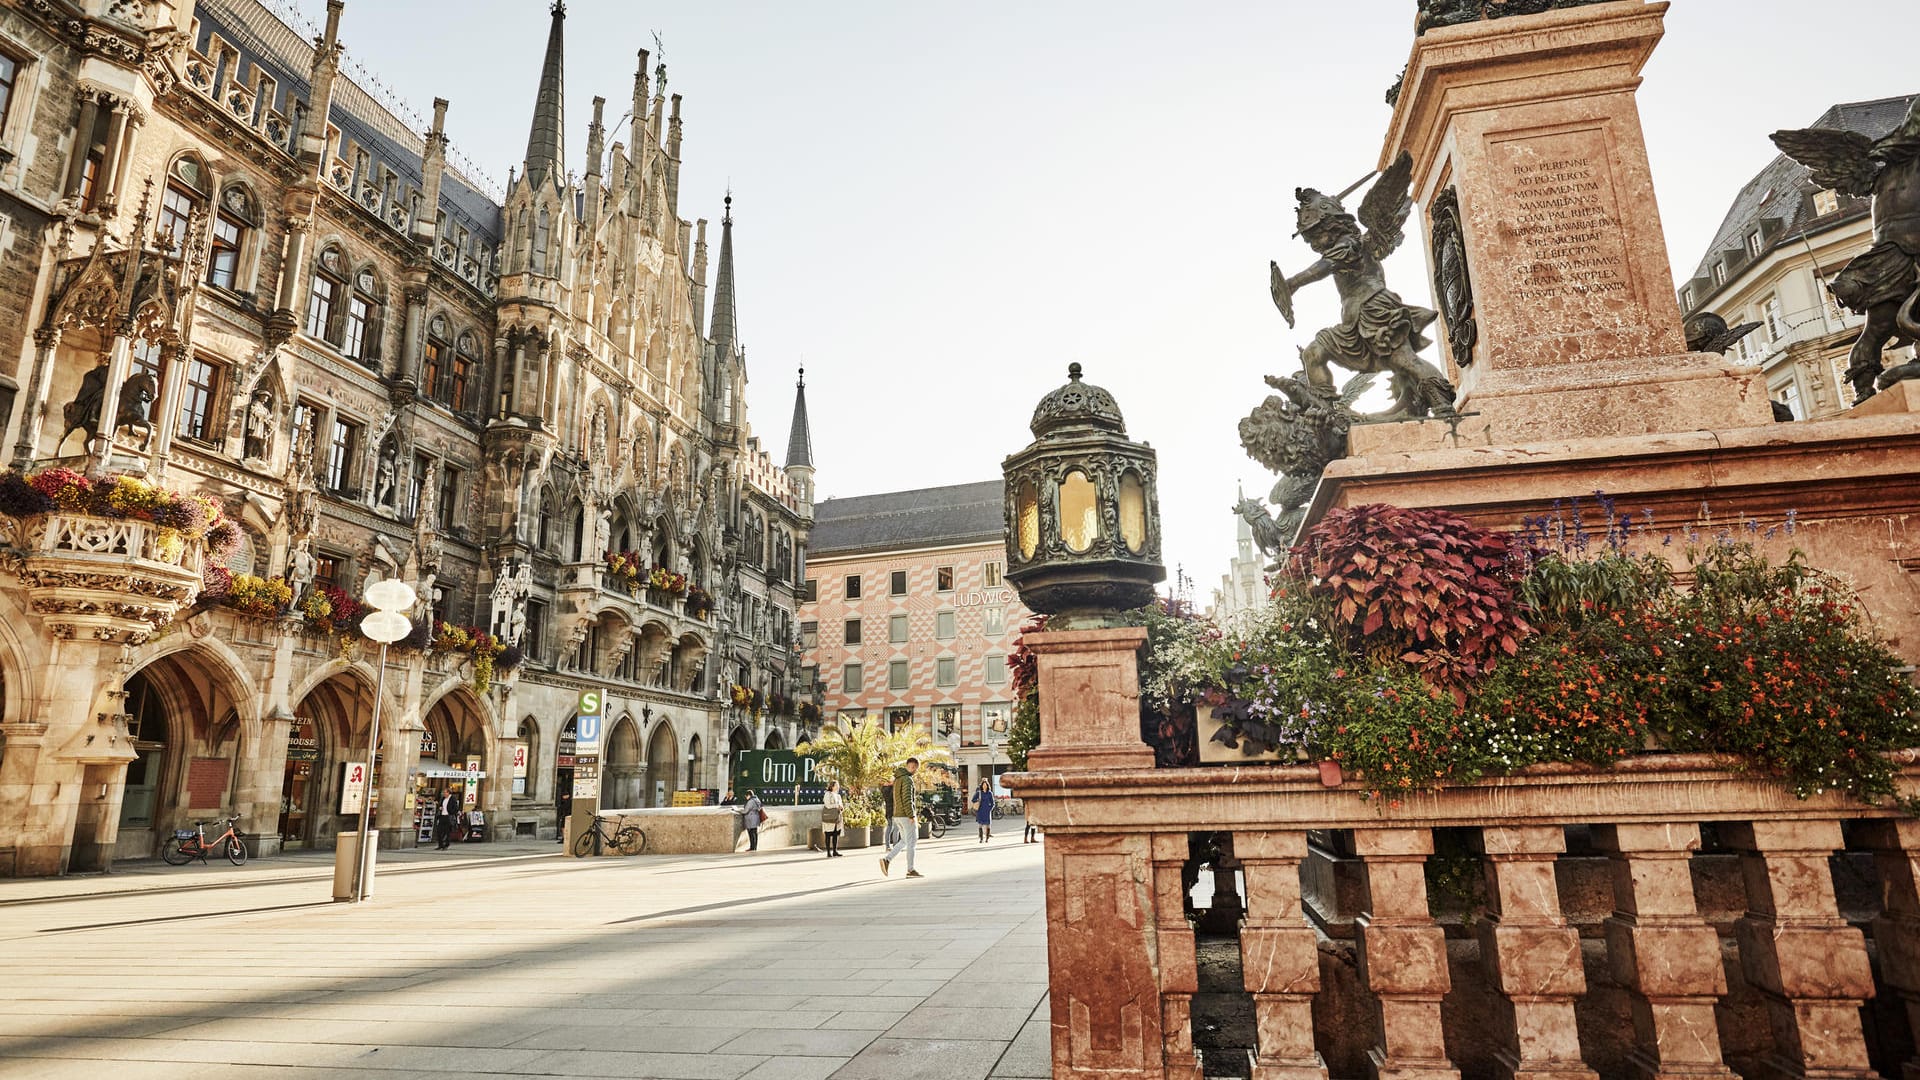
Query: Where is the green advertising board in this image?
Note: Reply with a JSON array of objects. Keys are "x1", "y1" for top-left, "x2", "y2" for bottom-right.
[{"x1": 732, "y1": 750, "x2": 826, "y2": 805}]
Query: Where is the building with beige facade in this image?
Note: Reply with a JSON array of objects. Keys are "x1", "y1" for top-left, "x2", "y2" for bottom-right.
[
  {"x1": 1677, "y1": 94, "x2": 1918, "y2": 420},
  {"x1": 0, "y1": 0, "x2": 812, "y2": 876},
  {"x1": 800, "y1": 480, "x2": 1032, "y2": 793}
]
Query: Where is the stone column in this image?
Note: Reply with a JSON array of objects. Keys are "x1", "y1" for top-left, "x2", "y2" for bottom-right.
[
  {"x1": 88, "y1": 330, "x2": 134, "y2": 476},
  {"x1": 146, "y1": 342, "x2": 190, "y2": 464},
  {"x1": 1237, "y1": 829, "x2": 1328, "y2": 1080},
  {"x1": 1723, "y1": 820, "x2": 1875, "y2": 1080},
  {"x1": 1473, "y1": 826, "x2": 1594, "y2": 1080},
  {"x1": 1591, "y1": 823, "x2": 1735, "y2": 1080},
  {"x1": 98, "y1": 103, "x2": 131, "y2": 213},
  {"x1": 1150, "y1": 832, "x2": 1203, "y2": 1080},
  {"x1": 1354, "y1": 827, "x2": 1459, "y2": 1080},
  {"x1": 1043, "y1": 831, "x2": 1166, "y2": 1080},
  {"x1": 63, "y1": 93, "x2": 100, "y2": 199},
  {"x1": 486, "y1": 732, "x2": 518, "y2": 838},
  {"x1": 234, "y1": 708, "x2": 293, "y2": 857},
  {"x1": 1854, "y1": 820, "x2": 1920, "y2": 1080},
  {"x1": 1022, "y1": 627, "x2": 1153, "y2": 772},
  {"x1": 397, "y1": 284, "x2": 426, "y2": 386},
  {"x1": 12, "y1": 327, "x2": 61, "y2": 465}
]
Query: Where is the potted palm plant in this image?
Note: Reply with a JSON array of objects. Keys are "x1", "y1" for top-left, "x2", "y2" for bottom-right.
[{"x1": 796, "y1": 719, "x2": 952, "y2": 849}]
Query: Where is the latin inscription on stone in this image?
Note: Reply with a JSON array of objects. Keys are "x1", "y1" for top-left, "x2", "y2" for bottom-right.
[{"x1": 1493, "y1": 126, "x2": 1635, "y2": 365}]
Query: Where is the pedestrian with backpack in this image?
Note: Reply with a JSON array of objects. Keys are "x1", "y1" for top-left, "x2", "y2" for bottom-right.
[{"x1": 878, "y1": 757, "x2": 922, "y2": 878}]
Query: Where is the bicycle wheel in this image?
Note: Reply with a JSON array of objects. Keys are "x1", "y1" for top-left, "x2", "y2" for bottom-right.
[
  {"x1": 225, "y1": 837, "x2": 248, "y2": 866},
  {"x1": 992, "y1": 803, "x2": 1005, "y2": 820},
  {"x1": 928, "y1": 817, "x2": 946, "y2": 839},
  {"x1": 615, "y1": 826, "x2": 647, "y2": 855},
  {"x1": 161, "y1": 838, "x2": 193, "y2": 866},
  {"x1": 572, "y1": 828, "x2": 600, "y2": 858}
]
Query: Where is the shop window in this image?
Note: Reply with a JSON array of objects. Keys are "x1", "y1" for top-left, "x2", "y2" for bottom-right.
[
  {"x1": 176, "y1": 357, "x2": 222, "y2": 442},
  {"x1": 934, "y1": 704, "x2": 960, "y2": 738}
]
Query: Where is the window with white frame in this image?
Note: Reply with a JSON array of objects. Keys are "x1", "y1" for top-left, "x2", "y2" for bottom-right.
[
  {"x1": 985, "y1": 653, "x2": 1008, "y2": 686},
  {"x1": 888, "y1": 660, "x2": 909, "y2": 691},
  {"x1": 889, "y1": 613, "x2": 908, "y2": 644},
  {"x1": 1813, "y1": 188, "x2": 1840, "y2": 216},
  {"x1": 842, "y1": 663, "x2": 863, "y2": 694},
  {"x1": 983, "y1": 561, "x2": 1002, "y2": 587},
  {"x1": 1773, "y1": 381, "x2": 1802, "y2": 421},
  {"x1": 936, "y1": 657, "x2": 957, "y2": 687},
  {"x1": 983, "y1": 606, "x2": 1005, "y2": 637},
  {"x1": 935, "y1": 610, "x2": 956, "y2": 640}
]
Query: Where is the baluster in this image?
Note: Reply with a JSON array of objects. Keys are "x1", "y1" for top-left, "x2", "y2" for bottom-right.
[
  {"x1": 1355, "y1": 827, "x2": 1460, "y2": 1080},
  {"x1": 1151, "y1": 833, "x2": 1203, "y2": 1080},
  {"x1": 1473, "y1": 826, "x2": 1596, "y2": 1080},
  {"x1": 1855, "y1": 820, "x2": 1920, "y2": 1080},
  {"x1": 1592, "y1": 823, "x2": 1737, "y2": 1080},
  {"x1": 1723, "y1": 820, "x2": 1875, "y2": 1080},
  {"x1": 1238, "y1": 829, "x2": 1329, "y2": 1080}
]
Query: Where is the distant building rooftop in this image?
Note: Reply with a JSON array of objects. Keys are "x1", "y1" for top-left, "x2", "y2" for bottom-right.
[{"x1": 808, "y1": 481, "x2": 1003, "y2": 558}]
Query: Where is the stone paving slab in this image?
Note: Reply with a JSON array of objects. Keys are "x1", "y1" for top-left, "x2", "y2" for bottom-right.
[{"x1": 0, "y1": 831, "x2": 1050, "y2": 1078}]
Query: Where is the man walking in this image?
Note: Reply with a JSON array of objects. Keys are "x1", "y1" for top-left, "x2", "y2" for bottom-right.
[
  {"x1": 434, "y1": 788, "x2": 458, "y2": 850},
  {"x1": 879, "y1": 757, "x2": 922, "y2": 879}
]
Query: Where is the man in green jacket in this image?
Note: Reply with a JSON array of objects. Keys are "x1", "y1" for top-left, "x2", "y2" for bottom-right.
[{"x1": 879, "y1": 757, "x2": 922, "y2": 878}]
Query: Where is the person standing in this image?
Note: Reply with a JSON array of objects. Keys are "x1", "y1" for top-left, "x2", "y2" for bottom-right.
[
  {"x1": 821, "y1": 780, "x2": 845, "y2": 858},
  {"x1": 555, "y1": 783, "x2": 572, "y2": 844},
  {"x1": 879, "y1": 757, "x2": 922, "y2": 878},
  {"x1": 434, "y1": 788, "x2": 457, "y2": 850},
  {"x1": 970, "y1": 779, "x2": 995, "y2": 843},
  {"x1": 741, "y1": 791, "x2": 766, "y2": 852}
]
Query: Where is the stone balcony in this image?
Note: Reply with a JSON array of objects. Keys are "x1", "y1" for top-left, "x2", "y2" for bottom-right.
[
  {"x1": 1005, "y1": 627, "x2": 1920, "y2": 1080},
  {"x1": 1011, "y1": 750, "x2": 1920, "y2": 1080},
  {"x1": 0, "y1": 513, "x2": 204, "y2": 643}
]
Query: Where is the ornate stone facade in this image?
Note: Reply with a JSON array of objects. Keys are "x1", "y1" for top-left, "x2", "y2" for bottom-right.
[{"x1": 0, "y1": 0, "x2": 812, "y2": 875}]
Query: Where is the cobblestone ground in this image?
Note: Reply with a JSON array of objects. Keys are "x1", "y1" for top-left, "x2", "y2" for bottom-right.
[{"x1": 0, "y1": 829, "x2": 1049, "y2": 1080}]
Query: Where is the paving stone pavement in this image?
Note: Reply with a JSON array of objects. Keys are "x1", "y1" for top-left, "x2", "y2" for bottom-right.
[{"x1": 0, "y1": 830, "x2": 1052, "y2": 1079}]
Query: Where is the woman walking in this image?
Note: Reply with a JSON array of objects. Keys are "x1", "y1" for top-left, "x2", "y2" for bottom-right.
[
  {"x1": 821, "y1": 781, "x2": 845, "y2": 858},
  {"x1": 741, "y1": 791, "x2": 766, "y2": 852},
  {"x1": 970, "y1": 779, "x2": 995, "y2": 843}
]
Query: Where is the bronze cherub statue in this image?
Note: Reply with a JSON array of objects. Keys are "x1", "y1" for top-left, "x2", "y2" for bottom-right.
[
  {"x1": 1269, "y1": 151, "x2": 1458, "y2": 419},
  {"x1": 1771, "y1": 97, "x2": 1920, "y2": 404}
]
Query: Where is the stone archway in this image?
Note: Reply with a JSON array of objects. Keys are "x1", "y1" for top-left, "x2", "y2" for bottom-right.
[
  {"x1": 419, "y1": 686, "x2": 495, "y2": 843},
  {"x1": 645, "y1": 721, "x2": 679, "y2": 807},
  {"x1": 111, "y1": 644, "x2": 259, "y2": 863},
  {"x1": 605, "y1": 715, "x2": 642, "y2": 809},
  {"x1": 291, "y1": 669, "x2": 377, "y2": 850}
]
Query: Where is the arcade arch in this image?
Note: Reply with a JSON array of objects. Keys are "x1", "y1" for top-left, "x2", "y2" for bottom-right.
[{"x1": 645, "y1": 721, "x2": 678, "y2": 807}]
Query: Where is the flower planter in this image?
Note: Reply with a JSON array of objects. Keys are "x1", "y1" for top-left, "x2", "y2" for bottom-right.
[
  {"x1": 869, "y1": 823, "x2": 889, "y2": 847},
  {"x1": 839, "y1": 825, "x2": 869, "y2": 850},
  {"x1": 1318, "y1": 760, "x2": 1344, "y2": 787}
]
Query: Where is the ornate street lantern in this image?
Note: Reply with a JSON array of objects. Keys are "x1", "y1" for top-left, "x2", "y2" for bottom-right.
[{"x1": 1003, "y1": 363, "x2": 1164, "y2": 628}]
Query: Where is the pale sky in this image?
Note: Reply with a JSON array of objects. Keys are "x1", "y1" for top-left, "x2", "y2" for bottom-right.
[{"x1": 291, "y1": 0, "x2": 1916, "y2": 596}]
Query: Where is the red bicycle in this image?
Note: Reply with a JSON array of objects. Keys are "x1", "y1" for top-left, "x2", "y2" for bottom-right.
[{"x1": 162, "y1": 814, "x2": 248, "y2": 866}]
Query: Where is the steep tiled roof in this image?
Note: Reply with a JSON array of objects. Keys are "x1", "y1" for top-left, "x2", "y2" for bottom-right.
[
  {"x1": 1683, "y1": 94, "x2": 1916, "y2": 307},
  {"x1": 195, "y1": 0, "x2": 502, "y2": 247},
  {"x1": 809, "y1": 481, "x2": 1003, "y2": 558}
]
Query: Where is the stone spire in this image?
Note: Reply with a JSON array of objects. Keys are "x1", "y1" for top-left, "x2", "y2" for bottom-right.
[
  {"x1": 786, "y1": 367, "x2": 813, "y2": 469},
  {"x1": 297, "y1": 0, "x2": 345, "y2": 173},
  {"x1": 521, "y1": 1, "x2": 566, "y2": 189},
  {"x1": 708, "y1": 193, "x2": 737, "y2": 354}
]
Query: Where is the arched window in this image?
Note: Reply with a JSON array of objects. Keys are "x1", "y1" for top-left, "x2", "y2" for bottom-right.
[
  {"x1": 451, "y1": 332, "x2": 478, "y2": 412},
  {"x1": 537, "y1": 487, "x2": 553, "y2": 551},
  {"x1": 517, "y1": 718, "x2": 539, "y2": 798},
  {"x1": 422, "y1": 315, "x2": 450, "y2": 401},
  {"x1": 532, "y1": 206, "x2": 551, "y2": 274},
  {"x1": 158, "y1": 156, "x2": 209, "y2": 251},
  {"x1": 306, "y1": 245, "x2": 346, "y2": 343},
  {"x1": 342, "y1": 268, "x2": 382, "y2": 363},
  {"x1": 207, "y1": 184, "x2": 256, "y2": 290}
]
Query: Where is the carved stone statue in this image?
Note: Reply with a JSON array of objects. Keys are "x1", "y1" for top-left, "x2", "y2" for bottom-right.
[
  {"x1": 287, "y1": 539, "x2": 317, "y2": 598},
  {"x1": 1270, "y1": 152, "x2": 1457, "y2": 419},
  {"x1": 1771, "y1": 97, "x2": 1920, "y2": 404},
  {"x1": 374, "y1": 438, "x2": 398, "y2": 508},
  {"x1": 243, "y1": 390, "x2": 277, "y2": 461},
  {"x1": 1239, "y1": 371, "x2": 1377, "y2": 545},
  {"x1": 61, "y1": 362, "x2": 109, "y2": 452},
  {"x1": 595, "y1": 506, "x2": 613, "y2": 556}
]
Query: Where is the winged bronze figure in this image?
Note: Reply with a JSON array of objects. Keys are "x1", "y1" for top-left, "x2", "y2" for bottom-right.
[
  {"x1": 1269, "y1": 151, "x2": 1458, "y2": 419},
  {"x1": 1771, "y1": 98, "x2": 1920, "y2": 404},
  {"x1": 1238, "y1": 370, "x2": 1376, "y2": 552}
]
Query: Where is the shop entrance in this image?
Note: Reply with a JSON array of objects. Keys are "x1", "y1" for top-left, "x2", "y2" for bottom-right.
[
  {"x1": 117, "y1": 671, "x2": 168, "y2": 835},
  {"x1": 280, "y1": 719, "x2": 319, "y2": 849},
  {"x1": 645, "y1": 721, "x2": 678, "y2": 808}
]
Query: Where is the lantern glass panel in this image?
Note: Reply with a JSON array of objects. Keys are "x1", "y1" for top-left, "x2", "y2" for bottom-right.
[
  {"x1": 1016, "y1": 480, "x2": 1040, "y2": 560},
  {"x1": 1059, "y1": 470, "x2": 1099, "y2": 554},
  {"x1": 1119, "y1": 472, "x2": 1147, "y2": 554}
]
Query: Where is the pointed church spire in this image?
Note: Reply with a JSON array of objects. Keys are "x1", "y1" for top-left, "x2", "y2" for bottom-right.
[
  {"x1": 786, "y1": 366, "x2": 814, "y2": 469},
  {"x1": 708, "y1": 192, "x2": 738, "y2": 353},
  {"x1": 521, "y1": 1, "x2": 567, "y2": 189}
]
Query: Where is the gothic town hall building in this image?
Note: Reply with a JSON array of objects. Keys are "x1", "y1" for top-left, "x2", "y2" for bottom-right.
[{"x1": 0, "y1": 0, "x2": 817, "y2": 875}]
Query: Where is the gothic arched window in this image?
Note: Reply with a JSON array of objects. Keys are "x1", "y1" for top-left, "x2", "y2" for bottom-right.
[
  {"x1": 158, "y1": 155, "x2": 209, "y2": 252},
  {"x1": 422, "y1": 315, "x2": 450, "y2": 401},
  {"x1": 451, "y1": 332, "x2": 478, "y2": 412},
  {"x1": 342, "y1": 268, "x2": 383, "y2": 363},
  {"x1": 206, "y1": 184, "x2": 257, "y2": 291},
  {"x1": 532, "y1": 206, "x2": 551, "y2": 274},
  {"x1": 306, "y1": 245, "x2": 346, "y2": 344}
]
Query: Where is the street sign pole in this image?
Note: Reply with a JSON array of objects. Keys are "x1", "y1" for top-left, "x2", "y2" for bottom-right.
[{"x1": 568, "y1": 689, "x2": 604, "y2": 854}]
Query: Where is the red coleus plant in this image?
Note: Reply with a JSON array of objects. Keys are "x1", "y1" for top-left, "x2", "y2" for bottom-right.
[{"x1": 1287, "y1": 504, "x2": 1530, "y2": 688}]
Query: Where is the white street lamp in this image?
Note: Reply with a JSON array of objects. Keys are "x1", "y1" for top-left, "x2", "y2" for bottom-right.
[{"x1": 350, "y1": 579, "x2": 414, "y2": 904}]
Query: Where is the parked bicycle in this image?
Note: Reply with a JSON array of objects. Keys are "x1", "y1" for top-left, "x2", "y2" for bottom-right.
[
  {"x1": 921, "y1": 805, "x2": 948, "y2": 840},
  {"x1": 162, "y1": 815, "x2": 248, "y2": 866},
  {"x1": 991, "y1": 797, "x2": 1023, "y2": 819},
  {"x1": 572, "y1": 814, "x2": 647, "y2": 857}
]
